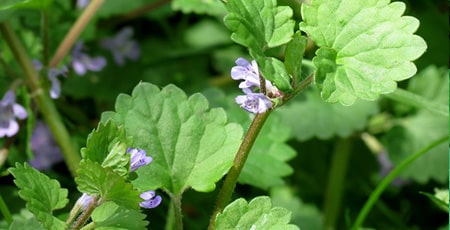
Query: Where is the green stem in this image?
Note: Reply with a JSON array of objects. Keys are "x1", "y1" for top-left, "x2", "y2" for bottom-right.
[
  {"x1": 0, "y1": 193, "x2": 12, "y2": 225},
  {"x1": 324, "y1": 137, "x2": 352, "y2": 230},
  {"x1": 352, "y1": 135, "x2": 447, "y2": 229},
  {"x1": 384, "y1": 88, "x2": 448, "y2": 117},
  {"x1": 49, "y1": 0, "x2": 104, "y2": 68},
  {"x1": 208, "y1": 111, "x2": 272, "y2": 230},
  {"x1": 165, "y1": 199, "x2": 175, "y2": 230},
  {"x1": 0, "y1": 22, "x2": 81, "y2": 176},
  {"x1": 171, "y1": 194, "x2": 183, "y2": 230}
]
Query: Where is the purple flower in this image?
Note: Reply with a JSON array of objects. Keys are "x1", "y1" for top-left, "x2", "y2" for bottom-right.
[
  {"x1": 100, "y1": 27, "x2": 140, "y2": 66},
  {"x1": 28, "y1": 121, "x2": 64, "y2": 170},
  {"x1": 139, "y1": 190, "x2": 162, "y2": 209},
  {"x1": 127, "y1": 148, "x2": 152, "y2": 172},
  {"x1": 231, "y1": 58, "x2": 282, "y2": 113},
  {"x1": 71, "y1": 41, "x2": 106, "y2": 76},
  {"x1": 33, "y1": 60, "x2": 68, "y2": 99},
  {"x1": 75, "y1": 193, "x2": 95, "y2": 211},
  {"x1": 0, "y1": 91, "x2": 27, "y2": 138},
  {"x1": 236, "y1": 88, "x2": 273, "y2": 114}
]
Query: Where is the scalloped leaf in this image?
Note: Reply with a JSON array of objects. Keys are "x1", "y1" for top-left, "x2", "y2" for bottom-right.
[
  {"x1": 75, "y1": 160, "x2": 141, "y2": 210},
  {"x1": 300, "y1": 0, "x2": 427, "y2": 105},
  {"x1": 81, "y1": 121, "x2": 131, "y2": 176},
  {"x1": 100, "y1": 83, "x2": 243, "y2": 196},
  {"x1": 91, "y1": 202, "x2": 148, "y2": 229},
  {"x1": 284, "y1": 32, "x2": 308, "y2": 82},
  {"x1": 277, "y1": 86, "x2": 378, "y2": 140},
  {"x1": 172, "y1": 0, "x2": 227, "y2": 16},
  {"x1": 224, "y1": 0, "x2": 295, "y2": 50},
  {"x1": 9, "y1": 163, "x2": 68, "y2": 230},
  {"x1": 215, "y1": 196, "x2": 299, "y2": 229}
]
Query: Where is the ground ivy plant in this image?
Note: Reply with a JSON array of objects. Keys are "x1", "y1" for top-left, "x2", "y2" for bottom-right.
[{"x1": 0, "y1": 0, "x2": 447, "y2": 229}]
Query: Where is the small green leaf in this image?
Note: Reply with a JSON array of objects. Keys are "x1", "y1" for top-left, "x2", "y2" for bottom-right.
[
  {"x1": 300, "y1": 0, "x2": 427, "y2": 105},
  {"x1": 9, "y1": 163, "x2": 68, "y2": 230},
  {"x1": 224, "y1": 0, "x2": 295, "y2": 51},
  {"x1": 215, "y1": 196, "x2": 299, "y2": 230},
  {"x1": 172, "y1": 0, "x2": 227, "y2": 16},
  {"x1": 91, "y1": 202, "x2": 148, "y2": 229},
  {"x1": 284, "y1": 32, "x2": 308, "y2": 82},
  {"x1": 0, "y1": 0, "x2": 53, "y2": 10},
  {"x1": 278, "y1": 86, "x2": 378, "y2": 140},
  {"x1": 257, "y1": 57, "x2": 293, "y2": 92},
  {"x1": 100, "y1": 83, "x2": 243, "y2": 196},
  {"x1": 75, "y1": 160, "x2": 141, "y2": 210},
  {"x1": 81, "y1": 121, "x2": 131, "y2": 176}
]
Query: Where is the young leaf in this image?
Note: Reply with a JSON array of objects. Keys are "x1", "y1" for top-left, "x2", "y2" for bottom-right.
[
  {"x1": 75, "y1": 160, "x2": 141, "y2": 210},
  {"x1": 215, "y1": 196, "x2": 299, "y2": 229},
  {"x1": 9, "y1": 163, "x2": 68, "y2": 230},
  {"x1": 91, "y1": 201, "x2": 148, "y2": 229},
  {"x1": 224, "y1": 0, "x2": 295, "y2": 51},
  {"x1": 100, "y1": 83, "x2": 243, "y2": 196},
  {"x1": 172, "y1": 0, "x2": 227, "y2": 16},
  {"x1": 257, "y1": 57, "x2": 293, "y2": 91},
  {"x1": 81, "y1": 121, "x2": 131, "y2": 176},
  {"x1": 284, "y1": 32, "x2": 308, "y2": 82},
  {"x1": 300, "y1": 0, "x2": 427, "y2": 105},
  {"x1": 277, "y1": 86, "x2": 378, "y2": 140}
]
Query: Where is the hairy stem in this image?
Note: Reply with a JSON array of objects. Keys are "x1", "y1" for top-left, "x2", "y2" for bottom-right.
[
  {"x1": 352, "y1": 135, "x2": 447, "y2": 229},
  {"x1": 208, "y1": 111, "x2": 272, "y2": 230},
  {"x1": 49, "y1": 0, "x2": 104, "y2": 68},
  {"x1": 323, "y1": 137, "x2": 352, "y2": 230},
  {"x1": 0, "y1": 22, "x2": 81, "y2": 176},
  {"x1": 171, "y1": 194, "x2": 183, "y2": 230}
]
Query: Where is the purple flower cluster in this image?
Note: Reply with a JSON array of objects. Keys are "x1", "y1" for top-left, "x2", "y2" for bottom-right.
[
  {"x1": 71, "y1": 41, "x2": 106, "y2": 76},
  {"x1": 231, "y1": 58, "x2": 281, "y2": 113},
  {"x1": 100, "y1": 27, "x2": 140, "y2": 66},
  {"x1": 0, "y1": 91, "x2": 27, "y2": 138}
]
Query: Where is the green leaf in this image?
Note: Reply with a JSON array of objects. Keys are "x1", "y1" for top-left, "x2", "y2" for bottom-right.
[
  {"x1": 75, "y1": 160, "x2": 141, "y2": 210},
  {"x1": 100, "y1": 83, "x2": 243, "y2": 196},
  {"x1": 215, "y1": 196, "x2": 299, "y2": 230},
  {"x1": 385, "y1": 66, "x2": 448, "y2": 183},
  {"x1": 172, "y1": 0, "x2": 227, "y2": 16},
  {"x1": 224, "y1": 0, "x2": 295, "y2": 51},
  {"x1": 9, "y1": 217, "x2": 45, "y2": 230},
  {"x1": 300, "y1": 0, "x2": 427, "y2": 105},
  {"x1": 277, "y1": 86, "x2": 378, "y2": 140},
  {"x1": 81, "y1": 121, "x2": 131, "y2": 176},
  {"x1": 0, "y1": 0, "x2": 53, "y2": 10},
  {"x1": 419, "y1": 189, "x2": 449, "y2": 212},
  {"x1": 257, "y1": 57, "x2": 293, "y2": 92},
  {"x1": 9, "y1": 163, "x2": 68, "y2": 230},
  {"x1": 238, "y1": 114, "x2": 296, "y2": 190},
  {"x1": 91, "y1": 202, "x2": 148, "y2": 229},
  {"x1": 284, "y1": 32, "x2": 308, "y2": 82}
]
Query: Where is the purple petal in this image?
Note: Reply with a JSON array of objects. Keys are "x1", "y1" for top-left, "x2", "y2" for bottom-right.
[
  {"x1": 128, "y1": 148, "x2": 152, "y2": 172},
  {"x1": 0, "y1": 120, "x2": 19, "y2": 137},
  {"x1": 235, "y1": 93, "x2": 272, "y2": 114},
  {"x1": 33, "y1": 59, "x2": 43, "y2": 71},
  {"x1": 85, "y1": 56, "x2": 106, "y2": 71},
  {"x1": 139, "y1": 191, "x2": 162, "y2": 209},
  {"x1": 12, "y1": 104, "x2": 27, "y2": 119},
  {"x1": 1, "y1": 90, "x2": 15, "y2": 106},
  {"x1": 73, "y1": 60, "x2": 87, "y2": 75}
]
